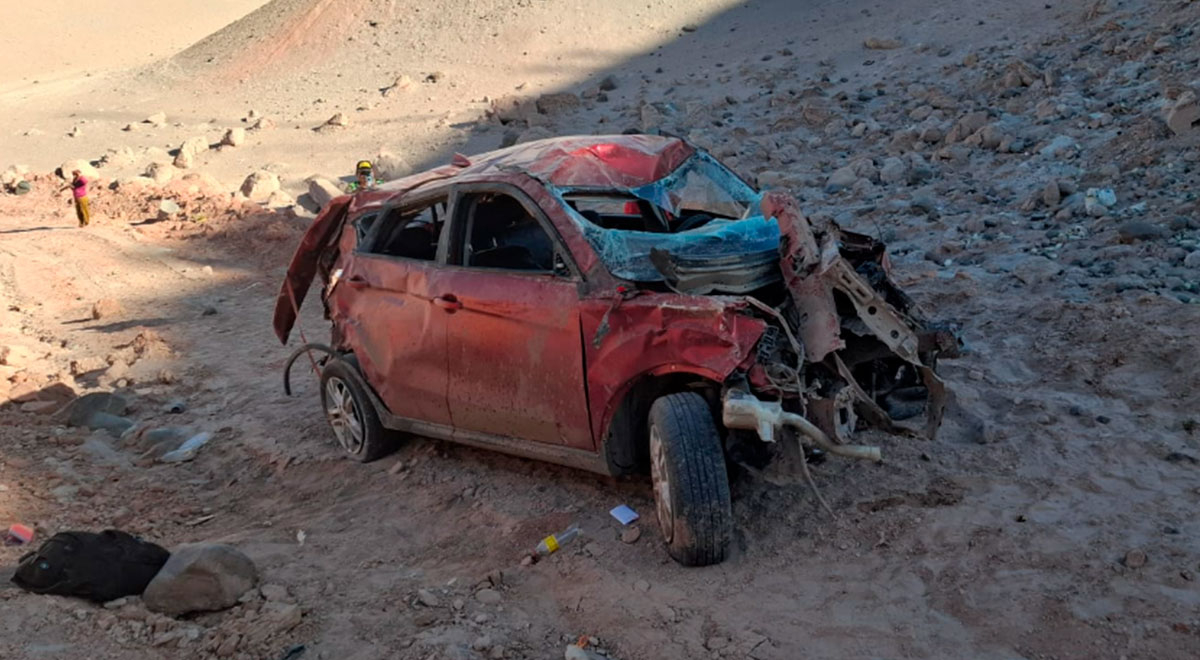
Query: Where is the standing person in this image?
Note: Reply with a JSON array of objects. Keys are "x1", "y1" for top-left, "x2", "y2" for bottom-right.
[
  {"x1": 346, "y1": 160, "x2": 376, "y2": 194},
  {"x1": 59, "y1": 169, "x2": 91, "y2": 227}
]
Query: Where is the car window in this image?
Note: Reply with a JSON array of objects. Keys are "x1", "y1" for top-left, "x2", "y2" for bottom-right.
[
  {"x1": 359, "y1": 198, "x2": 447, "y2": 261},
  {"x1": 353, "y1": 212, "x2": 379, "y2": 244},
  {"x1": 460, "y1": 192, "x2": 556, "y2": 272}
]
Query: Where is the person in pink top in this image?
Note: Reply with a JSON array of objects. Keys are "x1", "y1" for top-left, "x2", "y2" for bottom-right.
[{"x1": 59, "y1": 169, "x2": 91, "y2": 227}]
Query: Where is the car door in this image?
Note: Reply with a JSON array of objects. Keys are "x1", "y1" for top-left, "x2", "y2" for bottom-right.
[
  {"x1": 436, "y1": 183, "x2": 593, "y2": 450},
  {"x1": 331, "y1": 195, "x2": 453, "y2": 426}
]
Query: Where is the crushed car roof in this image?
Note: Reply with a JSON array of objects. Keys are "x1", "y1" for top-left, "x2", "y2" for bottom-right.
[{"x1": 354, "y1": 135, "x2": 696, "y2": 208}]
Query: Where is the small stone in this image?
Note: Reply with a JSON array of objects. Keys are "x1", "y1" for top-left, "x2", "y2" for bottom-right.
[
  {"x1": 221, "y1": 128, "x2": 246, "y2": 147},
  {"x1": 414, "y1": 611, "x2": 438, "y2": 627},
  {"x1": 826, "y1": 166, "x2": 858, "y2": 191},
  {"x1": 598, "y1": 75, "x2": 619, "y2": 91},
  {"x1": 879, "y1": 157, "x2": 908, "y2": 184},
  {"x1": 634, "y1": 579, "x2": 650, "y2": 592},
  {"x1": 1124, "y1": 549, "x2": 1147, "y2": 569},
  {"x1": 864, "y1": 37, "x2": 903, "y2": 50},
  {"x1": 92, "y1": 299, "x2": 123, "y2": 320},
  {"x1": 475, "y1": 588, "x2": 501, "y2": 604},
  {"x1": 1165, "y1": 92, "x2": 1198, "y2": 137},
  {"x1": 1117, "y1": 220, "x2": 1165, "y2": 242},
  {"x1": 325, "y1": 112, "x2": 350, "y2": 128},
  {"x1": 70, "y1": 356, "x2": 108, "y2": 375},
  {"x1": 145, "y1": 112, "x2": 167, "y2": 127},
  {"x1": 260, "y1": 583, "x2": 290, "y2": 602},
  {"x1": 472, "y1": 636, "x2": 493, "y2": 652},
  {"x1": 620, "y1": 527, "x2": 641, "y2": 544},
  {"x1": 1183, "y1": 251, "x2": 1200, "y2": 269},
  {"x1": 417, "y1": 589, "x2": 441, "y2": 608},
  {"x1": 1042, "y1": 180, "x2": 1062, "y2": 207}
]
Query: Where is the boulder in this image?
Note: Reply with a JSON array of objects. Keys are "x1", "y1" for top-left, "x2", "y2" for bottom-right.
[
  {"x1": 146, "y1": 162, "x2": 176, "y2": 185},
  {"x1": 491, "y1": 95, "x2": 535, "y2": 124},
  {"x1": 265, "y1": 190, "x2": 295, "y2": 209},
  {"x1": 59, "y1": 159, "x2": 100, "y2": 181},
  {"x1": 306, "y1": 177, "x2": 343, "y2": 209},
  {"x1": 536, "y1": 92, "x2": 582, "y2": 115},
  {"x1": 373, "y1": 150, "x2": 410, "y2": 181},
  {"x1": 173, "y1": 137, "x2": 209, "y2": 169},
  {"x1": 515, "y1": 126, "x2": 554, "y2": 145},
  {"x1": 239, "y1": 171, "x2": 280, "y2": 203},
  {"x1": 143, "y1": 543, "x2": 257, "y2": 616},
  {"x1": 221, "y1": 127, "x2": 246, "y2": 147}
]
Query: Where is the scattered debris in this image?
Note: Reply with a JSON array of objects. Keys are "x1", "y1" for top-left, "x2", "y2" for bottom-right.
[
  {"x1": 6, "y1": 523, "x2": 34, "y2": 545},
  {"x1": 159, "y1": 431, "x2": 213, "y2": 463},
  {"x1": 863, "y1": 37, "x2": 904, "y2": 50},
  {"x1": 536, "y1": 524, "x2": 582, "y2": 557},
  {"x1": 609, "y1": 505, "x2": 639, "y2": 525}
]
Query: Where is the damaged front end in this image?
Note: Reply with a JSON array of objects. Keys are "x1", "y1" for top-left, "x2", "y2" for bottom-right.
[
  {"x1": 625, "y1": 187, "x2": 960, "y2": 467},
  {"x1": 722, "y1": 191, "x2": 962, "y2": 464}
]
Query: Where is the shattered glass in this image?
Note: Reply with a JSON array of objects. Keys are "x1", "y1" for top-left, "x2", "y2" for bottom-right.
[{"x1": 551, "y1": 153, "x2": 781, "y2": 282}]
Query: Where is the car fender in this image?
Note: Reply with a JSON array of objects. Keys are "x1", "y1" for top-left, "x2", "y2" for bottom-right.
[{"x1": 581, "y1": 294, "x2": 766, "y2": 443}]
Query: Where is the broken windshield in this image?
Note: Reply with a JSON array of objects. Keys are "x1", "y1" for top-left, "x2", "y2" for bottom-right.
[{"x1": 553, "y1": 152, "x2": 778, "y2": 282}]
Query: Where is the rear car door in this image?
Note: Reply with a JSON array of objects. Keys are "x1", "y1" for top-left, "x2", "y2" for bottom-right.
[
  {"x1": 331, "y1": 195, "x2": 453, "y2": 426},
  {"x1": 437, "y1": 183, "x2": 593, "y2": 450}
]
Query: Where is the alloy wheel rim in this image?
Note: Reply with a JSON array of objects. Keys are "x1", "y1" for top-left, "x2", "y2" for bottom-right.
[
  {"x1": 325, "y1": 377, "x2": 364, "y2": 454},
  {"x1": 649, "y1": 424, "x2": 674, "y2": 543}
]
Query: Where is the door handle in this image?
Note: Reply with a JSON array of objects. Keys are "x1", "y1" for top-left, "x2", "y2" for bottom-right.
[
  {"x1": 433, "y1": 294, "x2": 463, "y2": 311},
  {"x1": 346, "y1": 275, "x2": 369, "y2": 289}
]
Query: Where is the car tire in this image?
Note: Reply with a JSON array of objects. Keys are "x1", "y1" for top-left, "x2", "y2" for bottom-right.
[
  {"x1": 648, "y1": 392, "x2": 733, "y2": 567},
  {"x1": 319, "y1": 359, "x2": 397, "y2": 463}
]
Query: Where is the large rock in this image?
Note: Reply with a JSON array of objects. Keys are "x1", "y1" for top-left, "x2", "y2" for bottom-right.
[
  {"x1": 491, "y1": 95, "x2": 535, "y2": 124},
  {"x1": 143, "y1": 543, "x2": 257, "y2": 616},
  {"x1": 239, "y1": 170, "x2": 280, "y2": 202},
  {"x1": 145, "y1": 162, "x2": 176, "y2": 185},
  {"x1": 306, "y1": 177, "x2": 343, "y2": 209},
  {"x1": 536, "y1": 92, "x2": 582, "y2": 115},
  {"x1": 373, "y1": 150, "x2": 410, "y2": 181},
  {"x1": 221, "y1": 127, "x2": 246, "y2": 147},
  {"x1": 1166, "y1": 91, "x2": 1198, "y2": 137},
  {"x1": 59, "y1": 159, "x2": 100, "y2": 181},
  {"x1": 173, "y1": 137, "x2": 209, "y2": 169}
]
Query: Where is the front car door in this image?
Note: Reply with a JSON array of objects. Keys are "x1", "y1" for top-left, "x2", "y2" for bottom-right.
[
  {"x1": 328, "y1": 192, "x2": 453, "y2": 426},
  {"x1": 436, "y1": 182, "x2": 593, "y2": 450}
]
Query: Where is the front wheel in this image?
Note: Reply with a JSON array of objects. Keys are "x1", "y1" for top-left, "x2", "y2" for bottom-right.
[
  {"x1": 648, "y1": 392, "x2": 733, "y2": 566},
  {"x1": 319, "y1": 359, "x2": 397, "y2": 462}
]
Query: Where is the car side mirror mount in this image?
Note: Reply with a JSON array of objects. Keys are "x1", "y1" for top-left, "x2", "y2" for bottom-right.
[{"x1": 553, "y1": 253, "x2": 571, "y2": 278}]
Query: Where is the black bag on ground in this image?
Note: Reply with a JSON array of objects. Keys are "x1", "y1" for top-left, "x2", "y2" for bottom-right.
[{"x1": 11, "y1": 530, "x2": 170, "y2": 602}]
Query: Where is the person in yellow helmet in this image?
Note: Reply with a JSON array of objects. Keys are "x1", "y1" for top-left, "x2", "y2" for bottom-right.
[{"x1": 346, "y1": 160, "x2": 380, "y2": 193}]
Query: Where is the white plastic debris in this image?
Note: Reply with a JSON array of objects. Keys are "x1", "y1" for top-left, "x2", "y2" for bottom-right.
[{"x1": 159, "y1": 432, "x2": 213, "y2": 463}]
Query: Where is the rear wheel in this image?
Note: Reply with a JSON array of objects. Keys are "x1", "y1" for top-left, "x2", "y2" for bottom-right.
[
  {"x1": 319, "y1": 359, "x2": 397, "y2": 462},
  {"x1": 648, "y1": 392, "x2": 732, "y2": 566}
]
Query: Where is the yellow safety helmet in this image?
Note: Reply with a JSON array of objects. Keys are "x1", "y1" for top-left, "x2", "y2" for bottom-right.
[{"x1": 356, "y1": 160, "x2": 373, "y2": 174}]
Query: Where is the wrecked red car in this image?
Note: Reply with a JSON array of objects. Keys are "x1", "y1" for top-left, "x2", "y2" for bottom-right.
[{"x1": 274, "y1": 135, "x2": 960, "y2": 566}]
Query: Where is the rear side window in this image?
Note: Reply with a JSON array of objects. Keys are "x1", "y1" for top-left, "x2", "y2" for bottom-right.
[
  {"x1": 459, "y1": 192, "x2": 555, "y2": 272},
  {"x1": 359, "y1": 198, "x2": 448, "y2": 261}
]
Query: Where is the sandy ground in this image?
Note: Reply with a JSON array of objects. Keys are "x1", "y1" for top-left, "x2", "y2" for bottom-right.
[{"x1": 2, "y1": 0, "x2": 1200, "y2": 659}]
